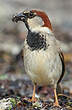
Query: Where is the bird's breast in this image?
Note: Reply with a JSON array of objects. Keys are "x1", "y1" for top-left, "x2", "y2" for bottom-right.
[
  {"x1": 27, "y1": 31, "x2": 47, "y2": 50},
  {"x1": 24, "y1": 45, "x2": 62, "y2": 86}
]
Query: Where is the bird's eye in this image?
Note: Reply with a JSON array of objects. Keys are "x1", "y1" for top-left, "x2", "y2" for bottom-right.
[
  {"x1": 29, "y1": 12, "x2": 33, "y2": 16},
  {"x1": 28, "y1": 12, "x2": 34, "y2": 18}
]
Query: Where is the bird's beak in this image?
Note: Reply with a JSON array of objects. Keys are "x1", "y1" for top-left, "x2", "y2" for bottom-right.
[{"x1": 12, "y1": 12, "x2": 27, "y2": 23}]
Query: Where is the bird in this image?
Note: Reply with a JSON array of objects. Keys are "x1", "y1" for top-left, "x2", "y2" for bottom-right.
[{"x1": 12, "y1": 9, "x2": 65, "y2": 106}]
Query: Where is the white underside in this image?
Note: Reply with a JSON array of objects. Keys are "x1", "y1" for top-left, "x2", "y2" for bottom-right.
[
  {"x1": 24, "y1": 33, "x2": 62, "y2": 88},
  {"x1": 31, "y1": 27, "x2": 52, "y2": 34}
]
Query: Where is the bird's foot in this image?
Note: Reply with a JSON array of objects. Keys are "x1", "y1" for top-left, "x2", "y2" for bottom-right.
[
  {"x1": 53, "y1": 102, "x2": 61, "y2": 107},
  {"x1": 28, "y1": 97, "x2": 37, "y2": 102}
]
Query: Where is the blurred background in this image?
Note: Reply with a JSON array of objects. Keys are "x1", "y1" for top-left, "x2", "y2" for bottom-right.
[{"x1": 0, "y1": 0, "x2": 72, "y2": 96}]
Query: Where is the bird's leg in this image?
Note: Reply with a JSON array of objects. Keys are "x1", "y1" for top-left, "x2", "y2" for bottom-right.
[
  {"x1": 28, "y1": 84, "x2": 37, "y2": 102},
  {"x1": 53, "y1": 88, "x2": 60, "y2": 106},
  {"x1": 31, "y1": 84, "x2": 37, "y2": 102}
]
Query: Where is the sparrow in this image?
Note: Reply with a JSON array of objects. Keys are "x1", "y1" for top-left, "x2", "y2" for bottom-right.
[{"x1": 12, "y1": 9, "x2": 65, "y2": 106}]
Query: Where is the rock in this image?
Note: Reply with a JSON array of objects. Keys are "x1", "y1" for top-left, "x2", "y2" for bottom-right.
[{"x1": 0, "y1": 98, "x2": 12, "y2": 110}]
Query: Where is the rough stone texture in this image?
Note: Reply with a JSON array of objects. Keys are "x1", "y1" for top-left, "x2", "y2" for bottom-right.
[{"x1": 0, "y1": 98, "x2": 12, "y2": 110}]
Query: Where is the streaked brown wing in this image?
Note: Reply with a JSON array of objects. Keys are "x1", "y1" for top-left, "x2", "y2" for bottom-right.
[{"x1": 57, "y1": 51, "x2": 65, "y2": 84}]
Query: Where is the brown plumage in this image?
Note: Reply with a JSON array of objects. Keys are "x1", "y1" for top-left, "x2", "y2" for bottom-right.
[
  {"x1": 12, "y1": 9, "x2": 65, "y2": 107},
  {"x1": 32, "y1": 10, "x2": 52, "y2": 30},
  {"x1": 57, "y1": 51, "x2": 65, "y2": 84}
]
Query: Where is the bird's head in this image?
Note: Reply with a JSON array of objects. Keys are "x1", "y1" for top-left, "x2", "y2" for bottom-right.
[{"x1": 12, "y1": 10, "x2": 52, "y2": 32}]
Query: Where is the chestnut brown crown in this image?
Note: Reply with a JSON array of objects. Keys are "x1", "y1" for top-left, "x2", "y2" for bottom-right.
[{"x1": 12, "y1": 10, "x2": 52, "y2": 31}]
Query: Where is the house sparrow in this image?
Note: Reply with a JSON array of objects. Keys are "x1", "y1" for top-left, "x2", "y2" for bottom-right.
[{"x1": 12, "y1": 9, "x2": 65, "y2": 106}]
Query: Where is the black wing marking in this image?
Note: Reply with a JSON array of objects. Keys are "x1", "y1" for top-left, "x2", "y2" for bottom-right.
[{"x1": 57, "y1": 51, "x2": 65, "y2": 84}]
